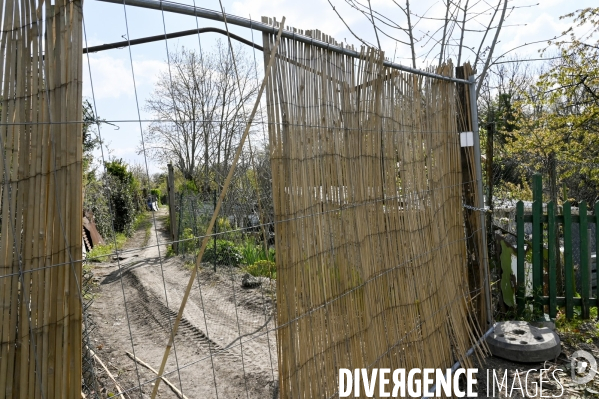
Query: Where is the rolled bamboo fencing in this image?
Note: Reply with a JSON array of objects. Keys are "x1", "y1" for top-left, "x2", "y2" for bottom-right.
[
  {"x1": 0, "y1": 0, "x2": 84, "y2": 397},
  {"x1": 262, "y1": 19, "x2": 483, "y2": 398}
]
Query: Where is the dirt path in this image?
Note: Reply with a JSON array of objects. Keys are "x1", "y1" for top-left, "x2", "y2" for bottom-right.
[
  {"x1": 88, "y1": 211, "x2": 599, "y2": 399},
  {"x1": 89, "y1": 209, "x2": 279, "y2": 398}
]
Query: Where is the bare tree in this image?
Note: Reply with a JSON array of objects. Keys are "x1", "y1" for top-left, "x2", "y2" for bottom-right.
[
  {"x1": 143, "y1": 40, "x2": 259, "y2": 192},
  {"x1": 328, "y1": 0, "x2": 561, "y2": 95}
]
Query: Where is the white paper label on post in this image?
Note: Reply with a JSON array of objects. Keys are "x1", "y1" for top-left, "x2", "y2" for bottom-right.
[{"x1": 460, "y1": 131, "x2": 474, "y2": 147}]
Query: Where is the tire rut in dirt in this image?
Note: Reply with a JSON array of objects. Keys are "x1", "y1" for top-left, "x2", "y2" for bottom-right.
[{"x1": 123, "y1": 270, "x2": 238, "y2": 362}]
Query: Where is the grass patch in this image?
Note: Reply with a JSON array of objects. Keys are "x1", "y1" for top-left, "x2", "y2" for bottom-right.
[
  {"x1": 87, "y1": 233, "x2": 127, "y2": 262},
  {"x1": 87, "y1": 212, "x2": 152, "y2": 262},
  {"x1": 556, "y1": 307, "x2": 599, "y2": 346},
  {"x1": 134, "y1": 212, "x2": 153, "y2": 247},
  {"x1": 244, "y1": 260, "x2": 276, "y2": 279}
]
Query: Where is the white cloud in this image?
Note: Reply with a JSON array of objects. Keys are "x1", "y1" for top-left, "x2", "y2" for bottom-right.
[
  {"x1": 498, "y1": 12, "x2": 571, "y2": 58},
  {"x1": 83, "y1": 54, "x2": 166, "y2": 100},
  {"x1": 538, "y1": 0, "x2": 568, "y2": 10}
]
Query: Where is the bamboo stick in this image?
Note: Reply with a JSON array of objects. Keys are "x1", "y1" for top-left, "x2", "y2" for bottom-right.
[
  {"x1": 148, "y1": 18, "x2": 287, "y2": 399},
  {"x1": 126, "y1": 352, "x2": 189, "y2": 399},
  {"x1": 89, "y1": 348, "x2": 126, "y2": 398}
]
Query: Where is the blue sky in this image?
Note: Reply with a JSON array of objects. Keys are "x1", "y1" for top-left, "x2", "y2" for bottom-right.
[{"x1": 82, "y1": 0, "x2": 596, "y2": 174}]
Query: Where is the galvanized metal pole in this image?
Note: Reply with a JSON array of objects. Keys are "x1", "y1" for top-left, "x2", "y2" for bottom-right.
[
  {"x1": 96, "y1": 0, "x2": 471, "y2": 84},
  {"x1": 468, "y1": 75, "x2": 492, "y2": 327}
]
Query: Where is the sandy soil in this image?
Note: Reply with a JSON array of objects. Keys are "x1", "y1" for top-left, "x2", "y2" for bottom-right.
[
  {"x1": 88, "y1": 209, "x2": 278, "y2": 399},
  {"x1": 86, "y1": 209, "x2": 599, "y2": 399}
]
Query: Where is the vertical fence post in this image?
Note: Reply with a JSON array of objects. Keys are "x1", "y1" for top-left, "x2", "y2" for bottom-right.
[
  {"x1": 548, "y1": 201, "x2": 557, "y2": 318},
  {"x1": 517, "y1": 201, "x2": 525, "y2": 315},
  {"x1": 532, "y1": 174, "x2": 543, "y2": 300},
  {"x1": 468, "y1": 75, "x2": 492, "y2": 327},
  {"x1": 177, "y1": 192, "x2": 184, "y2": 254},
  {"x1": 588, "y1": 228, "x2": 593, "y2": 311},
  {"x1": 213, "y1": 189, "x2": 217, "y2": 272},
  {"x1": 486, "y1": 108, "x2": 494, "y2": 259},
  {"x1": 167, "y1": 164, "x2": 178, "y2": 253},
  {"x1": 548, "y1": 154, "x2": 563, "y2": 295},
  {"x1": 564, "y1": 201, "x2": 574, "y2": 319},
  {"x1": 580, "y1": 201, "x2": 589, "y2": 318},
  {"x1": 595, "y1": 202, "x2": 599, "y2": 311}
]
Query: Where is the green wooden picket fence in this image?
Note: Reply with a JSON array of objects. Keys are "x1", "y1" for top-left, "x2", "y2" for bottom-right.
[{"x1": 515, "y1": 174, "x2": 599, "y2": 320}]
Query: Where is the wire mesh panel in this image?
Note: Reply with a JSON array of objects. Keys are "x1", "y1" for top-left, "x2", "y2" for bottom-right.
[
  {"x1": 262, "y1": 20, "x2": 483, "y2": 399},
  {"x1": 0, "y1": 0, "x2": 84, "y2": 397}
]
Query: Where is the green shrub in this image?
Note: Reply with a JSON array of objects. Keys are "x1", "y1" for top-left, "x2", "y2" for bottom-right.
[
  {"x1": 105, "y1": 175, "x2": 137, "y2": 236},
  {"x1": 216, "y1": 217, "x2": 241, "y2": 242},
  {"x1": 179, "y1": 179, "x2": 199, "y2": 193},
  {"x1": 165, "y1": 244, "x2": 176, "y2": 257},
  {"x1": 240, "y1": 238, "x2": 275, "y2": 265},
  {"x1": 240, "y1": 238, "x2": 260, "y2": 265},
  {"x1": 245, "y1": 260, "x2": 276, "y2": 279},
  {"x1": 202, "y1": 239, "x2": 242, "y2": 266},
  {"x1": 179, "y1": 228, "x2": 196, "y2": 254},
  {"x1": 101, "y1": 160, "x2": 143, "y2": 236}
]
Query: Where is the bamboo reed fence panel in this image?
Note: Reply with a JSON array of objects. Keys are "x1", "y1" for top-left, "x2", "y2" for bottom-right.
[
  {"x1": 262, "y1": 19, "x2": 483, "y2": 399},
  {"x1": 0, "y1": 0, "x2": 83, "y2": 397}
]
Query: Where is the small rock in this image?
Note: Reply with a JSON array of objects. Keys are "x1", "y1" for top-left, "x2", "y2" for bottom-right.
[{"x1": 241, "y1": 273, "x2": 262, "y2": 289}]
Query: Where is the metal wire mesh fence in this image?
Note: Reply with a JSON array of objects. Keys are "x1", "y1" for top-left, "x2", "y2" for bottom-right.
[{"x1": 0, "y1": 0, "x2": 494, "y2": 398}]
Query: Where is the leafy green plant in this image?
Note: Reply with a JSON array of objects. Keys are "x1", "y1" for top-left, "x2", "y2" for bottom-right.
[
  {"x1": 216, "y1": 217, "x2": 241, "y2": 242},
  {"x1": 101, "y1": 160, "x2": 144, "y2": 236},
  {"x1": 179, "y1": 179, "x2": 199, "y2": 194},
  {"x1": 240, "y1": 238, "x2": 275, "y2": 265},
  {"x1": 202, "y1": 239, "x2": 242, "y2": 266},
  {"x1": 517, "y1": 285, "x2": 546, "y2": 323},
  {"x1": 245, "y1": 260, "x2": 276, "y2": 279},
  {"x1": 556, "y1": 307, "x2": 599, "y2": 346},
  {"x1": 179, "y1": 228, "x2": 196, "y2": 254},
  {"x1": 240, "y1": 238, "x2": 260, "y2": 265},
  {"x1": 165, "y1": 244, "x2": 176, "y2": 257},
  {"x1": 265, "y1": 247, "x2": 275, "y2": 263}
]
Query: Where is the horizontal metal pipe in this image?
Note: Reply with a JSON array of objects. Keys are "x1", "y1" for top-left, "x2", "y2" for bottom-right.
[
  {"x1": 83, "y1": 27, "x2": 263, "y2": 53},
  {"x1": 96, "y1": 0, "x2": 471, "y2": 84}
]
